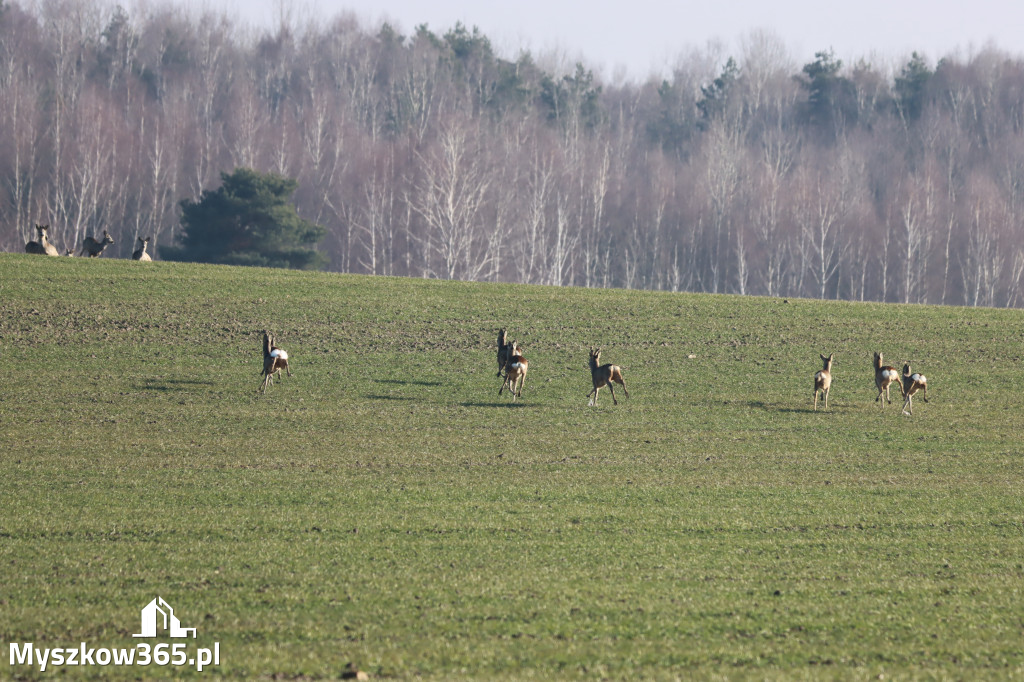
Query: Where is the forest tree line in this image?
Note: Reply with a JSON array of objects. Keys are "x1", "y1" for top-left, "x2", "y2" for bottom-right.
[{"x1": 4, "y1": 0, "x2": 1024, "y2": 306}]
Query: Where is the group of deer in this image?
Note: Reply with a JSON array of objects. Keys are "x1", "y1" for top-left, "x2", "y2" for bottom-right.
[
  {"x1": 25, "y1": 224, "x2": 152, "y2": 260},
  {"x1": 496, "y1": 329, "x2": 629, "y2": 405},
  {"x1": 813, "y1": 351, "x2": 928, "y2": 415}
]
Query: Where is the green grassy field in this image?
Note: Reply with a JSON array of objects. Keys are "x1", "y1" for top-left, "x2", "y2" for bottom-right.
[{"x1": 1, "y1": 253, "x2": 1023, "y2": 680}]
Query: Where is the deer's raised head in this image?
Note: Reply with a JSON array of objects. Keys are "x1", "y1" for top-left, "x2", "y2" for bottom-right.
[
  {"x1": 133, "y1": 236, "x2": 152, "y2": 261},
  {"x1": 499, "y1": 340, "x2": 527, "y2": 401},
  {"x1": 80, "y1": 230, "x2": 115, "y2": 257},
  {"x1": 587, "y1": 346, "x2": 627, "y2": 405},
  {"x1": 26, "y1": 224, "x2": 59, "y2": 255},
  {"x1": 900, "y1": 362, "x2": 928, "y2": 415},
  {"x1": 813, "y1": 353, "x2": 834, "y2": 411},
  {"x1": 874, "y1": 351, "x2": 903, "y2": 404},
  {"x1": 259, "y1": 331, "x2": 291, "y2": 393},
  {"x1": 496, "y1": 329, "x2": 513, "y2": 377}
]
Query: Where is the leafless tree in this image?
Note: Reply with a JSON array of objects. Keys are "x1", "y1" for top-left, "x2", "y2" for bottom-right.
[
  {"x1": 701, "y1": 121, "x2": 743, "y2": 293},
  {"x1": 5, "y1": 2, "x2": 1024, "y2": 307},
  {"x1": 411, "y1": 122, "x2": 494, "y2": 280}
]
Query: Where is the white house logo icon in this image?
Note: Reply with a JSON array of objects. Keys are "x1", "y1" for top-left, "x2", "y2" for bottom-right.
[{"x1": 133, "y1": 597, "x2": 197, "y2": 638}]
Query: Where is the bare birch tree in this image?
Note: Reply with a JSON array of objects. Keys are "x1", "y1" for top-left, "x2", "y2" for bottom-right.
[{"x1": 411, "y1": 123, "x2": 492, "y2": 280}]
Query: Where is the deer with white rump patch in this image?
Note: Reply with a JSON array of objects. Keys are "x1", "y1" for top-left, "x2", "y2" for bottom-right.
[
  {"x1": 900, "y1": 363, "x2": 928, "y2": 415},
  {"x1": 498, "y1": 340, "x2": 527, "y2": 401},
  {"x1": 873, "y1": 352, "x2": 904, "y2": 405},
  {"x1": 132, "y1": 236, "x2": 152, "y2": 261},
  {"x1": 587, "y1": 347, "x2": 629, "y2": 406},
  {"x1": 813, "y1": 353, "x2": 833, "y2": 411},
  {"x1": 79, "y1": 230, "x2": 114, "y2": 257},
  {"x1": 25, "y1": 224, "x2": 60, "y2": 256},
  {"x1": 259, "y1": 331, "x2": 292, "y2": 393}
]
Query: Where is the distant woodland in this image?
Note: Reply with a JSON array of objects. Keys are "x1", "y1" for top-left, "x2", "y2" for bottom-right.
[{"x1": 5, "y1": 1, "x2": 1024, "y2": 307}]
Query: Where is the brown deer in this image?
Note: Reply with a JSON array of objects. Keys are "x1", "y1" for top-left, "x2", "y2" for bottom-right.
[
  {"x1": 496, "y1": 328, "x2": 511, "y2": 377},
  {"x1": 813, "y1": 353, "x2": 833, "y2": 411},
  {"x1": 259, "y1": 331, "x2": 292, "y2": 393},
  {"x1": 25, "y1": 224, "x2": 60, "y2": 256},
  {"x1": 873, "y1": 352, "x2": 903, "y2": 405},
  {"x1": 498, "y1": 340, "x2": 528, "y2": 401},
  {"x1": 132, "y1": 236, "x2": 152, "y2": 261},
  {"x1": 900, "y1": 363, "x2": 928, "y2": 415},
  {"x1": 587, "y1": 347, "x2": 629, "y2": 406},
  {"x1": 79, "y1": 230, "x2": 114, "y2": 257}
]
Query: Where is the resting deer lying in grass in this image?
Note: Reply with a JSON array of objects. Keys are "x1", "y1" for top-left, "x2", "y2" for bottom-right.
[
  {"x1": 498, "y1": 340, "x2": 527, "y2": 401},
  {"x1": 813, "y1": 353, "x2": 833, "y2": 411},
  {"x1": 900, "y1": 363, "x2": 928, "y2": 415},
  {"x1": 259, "y1": 331, "x2": 292, "y2": 393},
  {"x1": 587, "y1": 347, "x2": 629, "y2": 406},
  {"x1": 25, "y1": 224, "x2": 60, "y2": 256},
  {"x1": 132, "y1": 236, "x2": 152, "y2": 261},
  {"x1": 79, "y1": 230, "x2": 114, "y2": 257},
  {"x1": 873, "y1": 352, "x2": 903, "y2": 405},
  {"x1": 496, "y1": 328, "x2": 511, "y2": 377}
]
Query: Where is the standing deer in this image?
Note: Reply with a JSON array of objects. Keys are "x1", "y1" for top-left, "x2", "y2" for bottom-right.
[
  {"x1": 813, "y1": 353, "x2": 834, "y2": 411},
  {"x1": 873, "y1": 352, "x2": 903, "y2": 405},
  {"x1": 79, "y1": 230, "x2": 114, "y2": 257},
  {"x1": 496, "y1": 328, "x2": 511, "y2": 377},
  {"x1": 259, "y1": 331, "x2": 292, "y2": 393},
  {"x1": 498, "y1": 341, "x2": 527, "y2": 401},
  {"x1": 587, "y1": 347, "x2": 629, "y2": 406},
  {"x1": 900, "y1": 363, "x2": 928, "y2": 415},
  {"x1": 25, "y1": 224, "x2": 60, "y2": 256},
  {"x1": 132, "y1": 236, "x2": 152, "y2": 261}
]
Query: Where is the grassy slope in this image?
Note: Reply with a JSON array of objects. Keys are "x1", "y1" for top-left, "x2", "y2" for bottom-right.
[{"x1": 1, "y1": 253, "x2": 1022, "y2": 680}]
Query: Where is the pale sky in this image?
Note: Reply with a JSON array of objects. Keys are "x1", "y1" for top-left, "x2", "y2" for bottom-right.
[{"x1": 199, "y1": 0, "x2": 1024, "y2": 81}]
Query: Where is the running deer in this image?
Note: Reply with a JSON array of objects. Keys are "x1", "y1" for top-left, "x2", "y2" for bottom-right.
[
  {"x1": 873, "y1": 352, "x2": 903, "y2": 405},
  {"x1": 813, "y1": 353, "x2": 834, "y2": 411},
  {"x1": 79, "y1": 230, "x2": 114, "y2": 257},
  {"x1": 498, "y1": 340, "x2": 527, "y2": 401},
  {"x1": 132, "y1": 236, "x2": 152, "y2": 261},
  {"x1": 259, "y1": 331, "x2": 292, "y2": 393},
  {"x1": 900, "y1": 363, "x2": 928, "y2": 415},
  {"x1": 587, "y1": 347, "x2": 629, "y2": 406},
  {"x1": 496, "y1": 328, "x2": 511, "y2": 377},
  {"x1": 25, "y1": 224, "x2": 60, "y2": 256}
]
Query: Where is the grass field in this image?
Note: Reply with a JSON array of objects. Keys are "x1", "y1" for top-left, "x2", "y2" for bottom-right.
[{"x1": 1, "y1": 253, "x2": 1023, "y2": 680}]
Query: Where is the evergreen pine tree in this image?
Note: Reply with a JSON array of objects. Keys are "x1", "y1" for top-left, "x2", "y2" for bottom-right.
[{"x1": 163, "y1": 168, "x2": 327, "y2": 270}]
